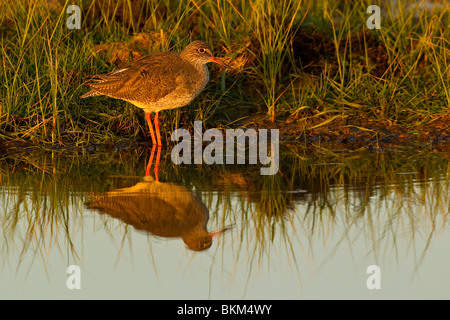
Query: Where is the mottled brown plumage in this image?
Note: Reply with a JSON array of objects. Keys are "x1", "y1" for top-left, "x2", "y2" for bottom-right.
[
  {"x1": 85, "y1": 176, "x2": 215, "y2": 251},
  {"x1": 81, "y1": 40, "x2": 232, "y2": 146},
  {"x1": 86, "y1": 146, "x2": 232, "y2": 250}
]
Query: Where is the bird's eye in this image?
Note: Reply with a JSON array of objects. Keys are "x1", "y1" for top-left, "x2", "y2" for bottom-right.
[{"x1": 198, "y1": 48, "x2": 205, "y2": 53}]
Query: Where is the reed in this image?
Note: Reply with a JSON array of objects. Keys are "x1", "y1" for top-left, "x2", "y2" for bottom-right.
[{"x1": 0, "y1": 0, "x2": 448, "y2": 145}]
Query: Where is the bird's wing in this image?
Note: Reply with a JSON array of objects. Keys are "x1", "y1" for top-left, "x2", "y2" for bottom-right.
[{"x1": 86, "y1": 52, "x2": 181, "y2": 104}]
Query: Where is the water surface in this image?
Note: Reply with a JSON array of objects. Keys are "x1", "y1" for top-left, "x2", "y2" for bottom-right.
[{"x1": 1, "y1": 145, "x2": 449, "y2": 299}]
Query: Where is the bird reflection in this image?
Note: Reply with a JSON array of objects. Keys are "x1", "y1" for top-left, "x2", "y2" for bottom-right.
[{"x1": 86, "y1": 146, "x2": 224, "y2": 251}]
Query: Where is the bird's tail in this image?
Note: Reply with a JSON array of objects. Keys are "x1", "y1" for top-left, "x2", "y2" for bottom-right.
[
  {"x1": 80, "y1": 74, "x2": 113, "y2": 98},
  {"x1": 80, "y1": 90, "x2": 101, "y2": 99}
]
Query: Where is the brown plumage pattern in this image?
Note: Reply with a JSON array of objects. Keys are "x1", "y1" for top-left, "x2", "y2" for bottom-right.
[
  {"x1": 85, "y1": 176, "x2": 214, "y2": 251},
  {"x1": 81, "y1": 40, "x2": 232, "y2": 145}
]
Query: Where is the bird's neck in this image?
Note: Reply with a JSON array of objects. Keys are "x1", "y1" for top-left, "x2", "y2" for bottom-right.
[{"x1": 180, "y1": 53, "x2": 206, "y2": 71}]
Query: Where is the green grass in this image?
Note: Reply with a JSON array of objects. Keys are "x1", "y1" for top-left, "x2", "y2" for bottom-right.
[{"x1": 0, "y1": 0, "x2": 449, "y2": 146}]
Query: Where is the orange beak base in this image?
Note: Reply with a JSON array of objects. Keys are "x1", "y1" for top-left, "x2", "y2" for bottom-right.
[
  {"x1": 209, "y1": 56, "x2": 234, "y2": 70},
  {"x1": 209, "y1": 224, "x2": 235, "y2": 238}
]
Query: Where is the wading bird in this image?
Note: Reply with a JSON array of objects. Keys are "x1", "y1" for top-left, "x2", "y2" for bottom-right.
[
  {"x1": 86, "y1": 147, "x2": 232, "y2": 251},
  {"x1": 81, "y1": 40, "x2": 233, "y2": 146}
]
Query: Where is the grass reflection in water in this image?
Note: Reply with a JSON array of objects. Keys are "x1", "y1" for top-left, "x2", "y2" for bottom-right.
[{"x1": 0, "y1": 144, "x2": 449, "y2": 283}]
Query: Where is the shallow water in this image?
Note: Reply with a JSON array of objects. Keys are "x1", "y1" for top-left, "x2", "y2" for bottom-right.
[{"x1": 1, "y1": 145, "x2": 449, "y2": 299}]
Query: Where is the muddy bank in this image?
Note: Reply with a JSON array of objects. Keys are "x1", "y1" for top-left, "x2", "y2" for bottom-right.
[
  {"x1": 1, "y1": 113, "x2": 450, "y2": 154},
  {"x1": 241, "y1": 112, "x2": 450, "y2": 152}
]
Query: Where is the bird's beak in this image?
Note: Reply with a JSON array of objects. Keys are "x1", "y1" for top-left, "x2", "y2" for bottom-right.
[
  {"x1": 209, "y1": 224, "x2": 235, "y2": 238},
  {"x1": 209, "y1": 56, "x2": 234, "y2": 71},
  {"x1": 209, "y1": 230, "x2": 222, "y2": 238}
]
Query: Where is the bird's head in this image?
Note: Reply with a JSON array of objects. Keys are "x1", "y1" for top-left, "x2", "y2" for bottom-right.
[{"x1": 181, "y1": 40, "x2": 233, "y2": 70}]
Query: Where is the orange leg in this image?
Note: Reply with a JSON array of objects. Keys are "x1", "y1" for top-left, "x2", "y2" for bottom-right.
[
  {"x1": 145, "y1": 145, "x2": 156, "y2": 177},
  {"x1": 145, "y1": 112, "x2": 162, "y2": 181},
  {"x1": 154, "y1": 111, "x2": 162, "y2": 146},
  {"x1": 145, "y1": 112, "x2": 156, "y2": 145},
  {"x1": 154, "y1": 145, "x2": 161, "y2": 181},
  {"x1": 145, "y1": 144, "x2": 161, "y2": 181}
]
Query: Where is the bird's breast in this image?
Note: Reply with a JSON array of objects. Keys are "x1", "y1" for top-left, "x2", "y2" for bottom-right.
[{"x1": 186, "y1": 65, "x2": 209, "y2": 93}]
